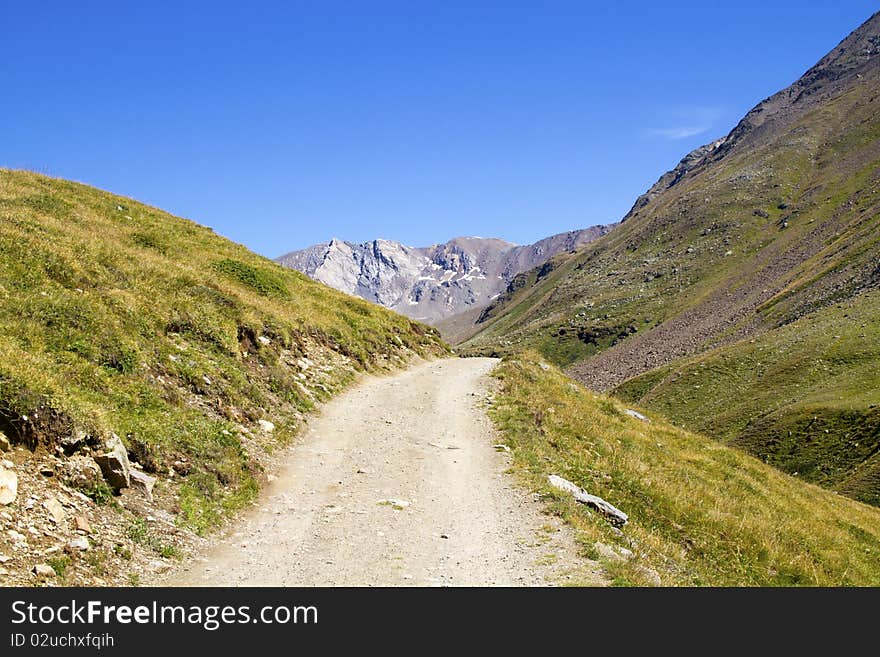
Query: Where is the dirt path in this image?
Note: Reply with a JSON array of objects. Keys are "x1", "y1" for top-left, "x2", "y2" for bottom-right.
[{"x1": 164, "y1": 357, "x2": 606, "y2": 587}]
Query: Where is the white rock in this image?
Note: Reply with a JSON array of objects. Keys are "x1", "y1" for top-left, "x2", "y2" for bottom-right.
[
  {"x1": 624, "y1": 409, "x2": 650, "y2": 423},
  {"x1": 0, "y1": 467, "x2": 17, "y2": 505},
  {"x1": 32, "y1": 563, "x2": 56, "y2": 578},
  {"x1": 129, "y1": 470, "x2": 156, "y2": 503},
  {"x1": 594, "y1": 541, "x2": 633, "y2": 562},
  {"x1": 60, "y1": 429, "x2": 87, "y2": 453},
  {"x1": 257, "y1": 336, "x2": 271, "y2": 346},
  {"x1": 639, "y1": 566, "x2": 662, "y2": 586},
  {"x1": 594, "y1": 542, "x2": 623, "y2": 562},
  {"x1": 94, "y1": 433, "x2": 131, "y2": 490},
  {"x1": 258, "y1": 420, "x2": 275, "y2": 433},
  {"x1": 43, "y1": 496, "x2": 66, "y2": 524},
  {"x1": 66, "y1": 537, "x2": 90, "y2": 551},
  {"x1": 8, "y1": 529, "x2": 26, "y2": 543},
  {"x1": 548, "y1": 474, "x2": 628, "y2": 527}
]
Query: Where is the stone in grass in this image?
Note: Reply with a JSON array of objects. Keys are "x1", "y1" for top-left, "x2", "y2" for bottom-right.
[
  {"x1": 624, "y1": 409, "x2": 650, "y2": 423},
  {"x1": 94, "y1": 433, "x2": 131, "y2": 491},
  {"x1": 639, "y1": 566, "x2": 662, "y2": 587},
  {"x1": 548, "y1": 474, "x2": 628, "y2": 527},
  {"x1": 594, "y1": 541, "x2": 634, "y2": 563},
  {"x1": 32, "y1": 563, "x2": 56, "y2": 578},
  {"x1": 130, "y1": 470, "x2": 157, "y2": 503}
]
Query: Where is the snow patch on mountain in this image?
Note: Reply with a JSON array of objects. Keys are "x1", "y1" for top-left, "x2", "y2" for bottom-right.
[{"x1": 276, "y1": 226, "x2": 614, "y2": 323}]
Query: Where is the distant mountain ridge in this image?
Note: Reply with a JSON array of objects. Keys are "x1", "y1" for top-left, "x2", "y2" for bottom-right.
[{"x1": 276, "y1": 226, "x2": 612, "y2": 323}]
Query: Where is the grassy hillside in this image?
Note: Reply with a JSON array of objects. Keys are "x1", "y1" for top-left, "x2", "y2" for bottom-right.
[
  {"x1": 0, "y1": 169, "x2": 446, "y2": 532},
  {"x1": 490, "y1": 353, "x2": 880, "y2": 586},
  {"x1": 464, "y1": 47, "x2": 880, "y2": 373},
  {"x1": 615, "y1": 289, "x2": 880, "y2": 505},
  {"x1": 464, "y1": 13, "x2": 880, "y2": 504}
]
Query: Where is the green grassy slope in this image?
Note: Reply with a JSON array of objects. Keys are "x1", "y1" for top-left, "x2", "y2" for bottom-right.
[
  {"x1": 464, "y1": 13, "x2": 880, "y2": 504},
  {"x1": 0, "y1": 169, "x2": 446, "y2": 531},
  {"x1": 615, "y1": 289, "x2": 880, "y2": 505},
  {"x1": 464, "y1": 53, "x2": 880, "y2": 370},
  {"x1": 490, "y1": 354, "x2": 880, "y2": 586}
]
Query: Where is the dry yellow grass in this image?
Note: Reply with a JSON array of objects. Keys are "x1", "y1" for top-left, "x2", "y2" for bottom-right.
[{"x1": 489, "y1": 352, "x2": 880, "y2": 586}]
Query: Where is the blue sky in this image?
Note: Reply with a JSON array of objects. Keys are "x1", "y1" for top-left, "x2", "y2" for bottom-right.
[{"x1": 3, "y1": 1, "x2": 877, "y2": 256}]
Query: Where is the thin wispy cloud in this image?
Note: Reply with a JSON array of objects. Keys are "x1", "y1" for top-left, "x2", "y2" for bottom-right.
[
  {"x1": 650, "y1": 125, "x2": 711, "y2": 140},
  {"x1": 649, "y1": 106, "x2": 724, "y2": 140}
]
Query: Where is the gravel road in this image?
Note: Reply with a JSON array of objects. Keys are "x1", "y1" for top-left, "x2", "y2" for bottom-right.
[{"x1": 165, "y1": 357, "x2": 605, "y2": 586}]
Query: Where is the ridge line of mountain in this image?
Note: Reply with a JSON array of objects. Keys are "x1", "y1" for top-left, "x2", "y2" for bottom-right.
[
  {"x1": 276, "y1": 225, "x2": 614, "y2": 324},
  {"x1": 460, "y1": 10, "x2": 880, "y2": 506}
]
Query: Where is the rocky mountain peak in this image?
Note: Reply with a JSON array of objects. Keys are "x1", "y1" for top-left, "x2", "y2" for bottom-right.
[{"x1": 276, "y1": 226, "x2": 613, "y2": 323}]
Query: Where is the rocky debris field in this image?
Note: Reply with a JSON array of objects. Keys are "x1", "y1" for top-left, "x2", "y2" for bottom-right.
[
  {"x1": 0, "y1": 430, "x2": 203, "y2": 586},
  {"x1": 0, "y1": 339, "x2": 375, "y2": 587}
]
